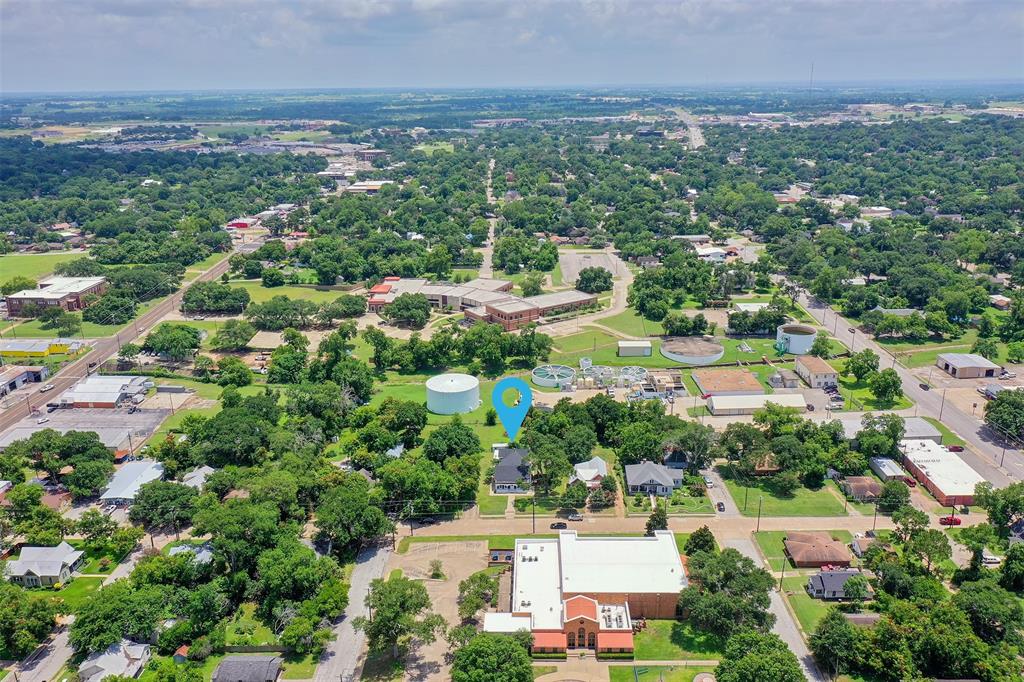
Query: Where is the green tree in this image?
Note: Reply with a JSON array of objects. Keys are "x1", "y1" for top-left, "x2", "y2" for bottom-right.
[
  {"x1": 457, "y1": 571, "x2": 499, "y2": 622},
  {"x1": 684, "y1": 525, "x2": 717, "y2": 555},
  {"x1": 216, "y1": 356, "x2": 252, "y2": 387},
  {"x1": 971, "y1": 336, "x2": 1000, "y2": 361},
  {"x1": 76, "y1": 509, "x2": 119, "y2": 550},
  {"x1": 451, "y1": 632, "x2": 533, "y2": 682},
  {"x1": 261, "y1": 268, "x2": 285, "y2": 288},
  {"x1": 70, "y1": 581, "x2": 168, "y2": 653},
  {"x1": 0, "y1": 583, "x2": 63, "y2": 658},
  {"x1": 144, "y1": 323, "x2": 201, "y2": 361},
  {"x1": 810, "y1": 607, "x2": 860, "y2": 677},
  {"x1": 520, "y1": 272, "x2": 544, "y2": 297},
  {"x1": 845, "y1": 349, "x2": 880, "y2": 382},
  {"x1": 353, "y1": 575, "x2": 447, "y2": 657},
  {"x1": 677, "y1": 548, "x2": 775, "y2": 638},
  {"x1": 117, "y1": 343, "x2": 141, "y2": 365},
  {"x1": 645, "y1": 500, "x2": 668, "y2": 535},
  {"x1": 381, "y1": 293, "x2": 432, "y2": 329},
  {"x1": 422, "y1": 417, "x2": 481, "y2": 463},
  {"x1": 1, "y1": 275, "x2": 36, "y2": 295},
  {"x1": 891, "y1": 504, "x2": 927, "y2": 541},
  {"x1": 315, "y1": 473, "x2": 393, "y2": 552},
  {"x1": 211, "y1": 319, "x2": 256, "y2": 351},
  {"x1": 715, "y1": 629, "x2": 804, "y2": 682},
  {"x1": 984, "y1": 390, "x2": 1024, "y2": 441},
  {"x1": 867, "y1": 368, "x2": 903, "y2": 405},
  {"x1": 908, "y1": 528, "x2": 952, "y2": 574},
  {"x1": 614, "y1": 421, "x2": 662, "y2": 465},
  {"x1": 952, "y1": 577, "x2": 1024, "y2": 644},
  {"x1": 128, "y1": 481, "x2": 198, "y2": 533},
  {"x1": 809, "y1": 331, "x2": 833, "y2": 358},
  {"x1": 576, "y1": 266, "x2": 613, "y2": 294}
]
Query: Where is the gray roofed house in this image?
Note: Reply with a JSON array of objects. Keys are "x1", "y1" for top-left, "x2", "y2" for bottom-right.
[
  {"x1": 624, "y1": 462, "x2": 682, "y2": 496},
  {"x1": 492, "y1": 446, "x2": 531, "y2": 494},
  {"x1": 570, "y1": 456, "x2": 608, "y2": 489},
  {"x1": 168, "y1": 542, "x2": 214, "y2": 565},
  {"x1": 78, "y1": 640, "x2": 151, "y2": 682},
  {"x1": 6, "y1": 541, "x2": 85, "y2": 587},
  {"x1": 101, "y1": 460, "x2": 164, "y2": 505},
  {"x1": 806, "y1": 569, "x2": 872, "y2": 600},
  {"x1": 181, "y1": 465, "x2": 216, "y2": 490},
  {"x1": 212, "y1": 656, "x2": 283, "y2": 682}
]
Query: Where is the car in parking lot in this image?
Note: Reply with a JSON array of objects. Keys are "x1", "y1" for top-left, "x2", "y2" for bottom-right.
[
  {"x1": 550, "y1": 522, "x2": 568, "y2": 530},
  {"x1": 716, "y1": 502, "x2": 726, "y2": 512},
  {"x1": 939, "y1": 515, "x2": 962, "y2": 526}
]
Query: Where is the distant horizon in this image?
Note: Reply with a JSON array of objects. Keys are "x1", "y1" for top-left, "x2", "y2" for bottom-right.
[{"x1": 3, "y1": 0, "x2": 1021, "y2": 93}]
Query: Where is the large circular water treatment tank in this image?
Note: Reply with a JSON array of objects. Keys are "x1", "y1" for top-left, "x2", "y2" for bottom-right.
[
  {"x1": 660, "y1": 336, "x2": 725, "y2": 365},
  {"x1": 531, "y1": 364, "x2": 576, "y2": 388},
  {"x1": 425, "y1": 373, "x2": 481, "y2": 415},
  {"x1": 776, "y1": 323, "x2": 817, "y2": 355}
]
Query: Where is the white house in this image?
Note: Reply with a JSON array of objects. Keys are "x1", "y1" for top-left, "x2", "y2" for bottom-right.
[
  {"x1": 624, "y1": 462, "x2": 682, "y2": 496},
  {"x1": 5, "y1": 541, "x2": 85, "y2": 587},
  {"x1": 570, "y1": 456, "x2": 608, "y2": 489},
  {"x1": 79, "y1": 640, "x2": 151, "y2": 682}
]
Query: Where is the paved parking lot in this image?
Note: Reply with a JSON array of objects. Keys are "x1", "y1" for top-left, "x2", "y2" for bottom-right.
[
  {"x1": 558, "y1": 251, "x2": 621, "y2": 284},
  {"x1": 0, "y1": 406, "x2": 171, "y2": 451}
]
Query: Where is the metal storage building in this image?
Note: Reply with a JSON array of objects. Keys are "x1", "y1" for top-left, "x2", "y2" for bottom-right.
[{"x1": 617, "y1": 340, "x2": 652, "y2": 357}]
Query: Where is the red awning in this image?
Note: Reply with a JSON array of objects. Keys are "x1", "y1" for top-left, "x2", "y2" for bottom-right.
[
  {"x1": 597, "y1": 631, "x2": 635, "y2": 650},
  {"x1": 532, "y1": 632, "x2": 567, "y2": 649},
  {"x1": 369, "y1": 284, "x2": 392, "y2": 294}
]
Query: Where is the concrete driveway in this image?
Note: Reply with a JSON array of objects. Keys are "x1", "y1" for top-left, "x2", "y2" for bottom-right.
[{"x1": 702, "y1": 468, "x2": 740, "y2": 518}]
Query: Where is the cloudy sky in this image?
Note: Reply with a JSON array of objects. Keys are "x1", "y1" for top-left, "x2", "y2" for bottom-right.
[{"x1": 2, "y1": 0, "x2": 1022, "y2": 92}]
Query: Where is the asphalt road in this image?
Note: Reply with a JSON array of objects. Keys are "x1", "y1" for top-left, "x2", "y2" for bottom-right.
[
  {"x1": 791, "y1": 283, "x2": 1021, "y2": 487},
  {"x1": 0, "y1": 255, "x2": 232, "y2": 434}
]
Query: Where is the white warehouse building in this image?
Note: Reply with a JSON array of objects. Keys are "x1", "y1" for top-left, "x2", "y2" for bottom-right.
[{"x1": 425, "y1": 373, "x2": 481, "y2": 415}]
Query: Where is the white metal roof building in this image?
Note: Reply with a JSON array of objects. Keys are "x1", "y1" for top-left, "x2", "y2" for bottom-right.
[
  {"x1": 100, "y1": 460, "x2": 164, "y2": 504},
  {"x1": 60, "y1": 375, "x2": 149, "y2": 408},
  {"x1": 935, "y1": 353, "x2": 1000, "y2": 379},
  {"x1": 707, "y1": 393, "x2": 807, "y2": 416},
  {"x1": 900, "y1": 439, "x2": 986, "y2": 506},
  {"x1": 6, "y1": 276, "x2": 106, "y2": 301},
  {"x1": 869, "y1": 457, "x2": 906, "y2": 481},
  {"x1": 617, "y1": 340, "x2": 652, "y2": 357}
]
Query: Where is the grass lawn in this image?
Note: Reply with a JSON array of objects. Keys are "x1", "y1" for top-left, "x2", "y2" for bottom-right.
[
  {"x1": 609, "y1": 666, "x2": 717, "y2": 682},
  {"x1": 477, "y1": 482, "x2": 510, "y2": 516},
  {"x1": 231, "y1": 280, "x2": 347, "y2": 305},
  {"x1": 71, "y1": 543, "x2": 121, "y2": 574},
  {"x1": 601, "y1": 308, "x2": 666, "y2": 337},
  {"x1": 281, "y1": 654, "x2": 317, "y2": 679},
  {"x1": 226, "y1": 603, "x2": 277, "y2": 645},
  {"x1": 55, "y1": 576, "x2": 104, "y2": 610},
  {"x1": 830, "y1": 359, "x2": 913, "y2": 410},
  {"x1": 397, "y1": 532, "x2": 657, "y2": 554},
  {"x1": 361, "y1": 652, "x2": 405, "y2": 682},
  {"x1": 0, "y1": 252, "x2": 85, "y2": 281},
  {"x1": 633, "y1": 620, "x2": 725, "y2": 660},
  {"x1": 921, "y1": 417, "x2": 966, "y2": 447},
  {"x1": 625, "y1": 492, "x2": 713, "y2": 516},
  {"x1": 533, "y1": 666, "x2": 557, "y2": 679},
  {"x1": 781, "y1": 576, "x2": 833, "y2": 634},
  {"x1": 721, "y1": 475, "x2": 848, "y2": 518},
  {"x1": 754, "y1": 530, "x2": 854, "y2": 571},
  {"x1": 413, "y1": 141, "x2": 454, "y2": 155},
  {"x1": 10, "y1": 298, "x2": 164, "y2": 339}
]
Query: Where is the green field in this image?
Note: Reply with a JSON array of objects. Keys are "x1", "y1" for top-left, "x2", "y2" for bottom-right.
[
  {"x1": 9, "y1": 298, "x2": 164, "y2": 339},
  {"x1": 414, "y1": 141, "x2": 454, "y2": 155},
  {"x1": 920, "y1": 417, "x2": 966, "y2": 447},
  {"x1": 54, "y1": 576, "x2": 104, "y2": 610},
  {"x1": 632, "y1": 620, "x2": 725, "y2": 660},
  {"x1": 753, "y1": 530, "x2": 854, "y2": 572},
  {"x1": 0, "y1": 252, "x2": 85, "y2": 282},
  {"x1": 830, "y1": 358, "x2": 913, "y2": 410},
  {"x1": 781, "y1": 575, "x2": 833, "y2": 634},
  {"x1": 231, "y1": 280, "x2": 349, "y2": 304},
  {"x1": 226, "y1": 602, "x2": 277, "y2": 645},
  {"x1": 609, "y1": 666, "x2": 716, "y2": 682},
  {"x1": 721, "y1": 476, "x2": 849, "y2": 518}
]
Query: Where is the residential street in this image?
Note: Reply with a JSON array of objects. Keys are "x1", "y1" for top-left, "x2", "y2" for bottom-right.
[
  {"x1": 9, "y1": 624, "x2": 73, "y2": 682},
  {"x1": 792, "y1": 283, "x2": 1021, "y2": 486},
  {"x1": 314, "y1": 543, "x2": 393, "y2": 682}
]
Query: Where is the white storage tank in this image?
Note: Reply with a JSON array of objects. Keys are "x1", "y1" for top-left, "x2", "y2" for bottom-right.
[
  {"x1": 426, "y1": 373, "x2": 481, "y2": 415},
  {"x1": 776, "y1": 323, "x2": 818, "y2": 355}
]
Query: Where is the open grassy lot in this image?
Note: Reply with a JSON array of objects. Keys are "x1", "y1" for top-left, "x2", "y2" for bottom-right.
[
  {"x1": 10, "y1": 298, "x2": 164, "y2": 339},
  {"x1": 626, "y1": 491, "x2": 714, "y2": 516},
  {"x1": 633, "y1": 620, "x2": 725, "y2": 660},
  {"x1": 55, "y1": 576, "x2": 104, "y2": 610},
  {"x1": 721, "y1": 475, "x2": 849, "y2": 518},
  {"x1": 230, "y1": 280, "x2": 348, "y2": 305},
  {"x1": 226, "y1": 602, "x2": 277, "y2": 645},
  {"x1": 414, "y1": 141, "x2": 455, "y2": 155},
  {"x1": 609, "y1": 666, "x2": 717, "y2": 682},
  {"x1": 781, "y1": 575, "x2": 833, "y2": 634},
  {"x1": 830, "y1": 358, "x2": 913, "y2": 410},
  {"x1": 281, "y1": 653, "x2": 318, "y2": 679},
  {"x1": 920, "y1": 417, "x2": 966, "y2": 447},
  {"x1": 754, "y1": 530, "x2": 854, "y2": 572},
  {"x1": 0, "y1": 252, "x2": 85, "y2": 281}
]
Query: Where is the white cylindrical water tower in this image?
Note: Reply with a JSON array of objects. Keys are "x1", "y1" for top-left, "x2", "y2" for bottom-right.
[
  {"x1": 776, "y1": 323, "x2": 817, "y2": 355},
  {"x1": 426, "y1": 373, "x2": 481, "y2": 415}
]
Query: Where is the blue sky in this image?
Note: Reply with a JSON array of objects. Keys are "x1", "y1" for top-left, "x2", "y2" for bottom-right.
[{"x1": 2, "y1": 0, "x2": 1022, "y2": 92}]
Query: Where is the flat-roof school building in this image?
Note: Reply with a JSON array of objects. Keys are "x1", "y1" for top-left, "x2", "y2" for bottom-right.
[
  {"x1": 484, "y1": 531, "x2": 687, "y2": 653},
  {"x1": 5, "y1": 276, "x2": 108, "y2": 316}
]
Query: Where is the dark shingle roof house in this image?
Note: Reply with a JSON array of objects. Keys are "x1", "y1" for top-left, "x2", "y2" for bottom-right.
[
  {"x1": 806, "y1": 569, "x2": 872, "y2": 600},
  {"x1": 212, "y1": 656, "x2": 283, "y2": 682},
  {"x1": 493, "y1": 446, "x2": 531, "y2": 487}
]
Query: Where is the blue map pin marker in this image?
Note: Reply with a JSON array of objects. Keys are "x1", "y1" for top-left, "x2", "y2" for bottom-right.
[{"x1": 492, "y1": 377, "x2": 532, "y2": 442}]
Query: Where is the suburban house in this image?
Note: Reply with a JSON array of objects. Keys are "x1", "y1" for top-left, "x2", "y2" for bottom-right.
[
  {"x1": 181, "y1": 465, "x2": 216, "y2": 490},
  {"x1": 78, "y1": 640, "x2": 151, "y2": 682},
  {"x1": 570, "y1": 456, "x2": 608, "y2": 489},
  {"x1": 5, "y1": 541, "x2": 85, "y2": 586},
  {"x1": 841, "y1": 476, "x2": 883, "y2": 501},
  {"x1": 783, "y1": 532, "x2": 853, "y2": 568},
  {"x1": 935, "y1": 353, "x2": 1000, "y2": 379},
  {"x1": 211, "y1": 655, "x2": 283, "y2": 682},
  {"x1": 795, "y1": 355, "x2": 839, "y2": 388},
  {"x1": 624, "y1": 462, "x2": 682, "y2": 496},
  {"x1": 101, "y1": 460, "x2": 165, "y2": 506},
  {"x1": 806, "y1": 569, "x2": 872, "y2": 600},
  {"x1": 483, "y1": 531, "x2": 686, "y2": 654},
  {"x1": 492, "y1": 445, "x2": 531, "y2": 494},
  {"x1": 168, "y1": 542, "x2": 214, "y2": 565}
]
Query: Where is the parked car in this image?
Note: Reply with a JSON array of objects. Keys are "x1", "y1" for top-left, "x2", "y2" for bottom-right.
[
  {"x1": 550, "y1": 522, "x2": 568, "y2": 530},
  {"x1": 939, "y1": 515, "x2": 962, "y2": 526},
  {"x1": 716, "y1": 502, "x2": 726, "y2": 512},
  {"x1": 903, "y1": 477, "x2": 917, "y2": 487},
  {"x1": 567, "y1": 513, "x2": 583, "y2": 522},
  {"x1": 703, "y1": 476, "x2": 714, "y2": 488},
  {"x1": 947, "y1": 445, "x2": 964, "y2": 452},
  {"x1": 46, "y1": 405, "x2": 58, "y2": 413},
  {"x1": 36, "y1": 417, "x2": 49, "y2": 424},
  {"x1": 418, "y1": 517, "x2": 436, "y2": 526},
  {"x1": 38, "y1": 384, "x2": 55, "y2": 393}
]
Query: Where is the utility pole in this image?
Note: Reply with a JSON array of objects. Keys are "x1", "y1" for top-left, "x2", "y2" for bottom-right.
[{"x1": 756, "y1": 496, "x2": 763, "y2": 532}]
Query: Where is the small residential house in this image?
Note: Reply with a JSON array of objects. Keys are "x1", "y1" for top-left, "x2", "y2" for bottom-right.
[
  {"x1": 784, "y1": 532, "x2": 853, "y2": 568},
  {"x1": 806, "y1": 569, "x2": 872, "y2": 600},
  {"x1": 492, "y1": 445, "x2": 531, "y2": 494},
  {"x1": 570, "y1": 456, "x2": 608, "y2": 489},
  {"x1": 5, "y1": 541, "x2": 85, "y2": 587},
  {"x1": 78, "y1": 640, "x2": 152, "y2": 682},
  {"x1": 181, "y1": 465, "x2": 215, "y2": 490},
  {"x1": 168, "y1": 542, "x2": 214, "y2": 565},
  {"x1": 212, "y1": 655, "x2": 283, "y2": 682},
  {"x1": 624, "y1": 462, "x2": 682, "y2": 496},
  {"x1": 841, "y1": 476, "x2": 883, "y2": 502}
]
